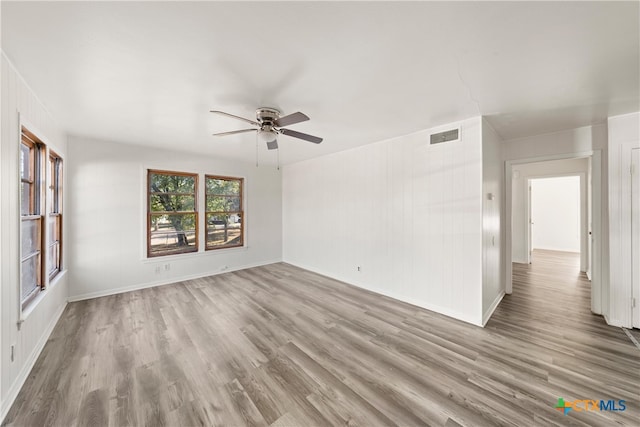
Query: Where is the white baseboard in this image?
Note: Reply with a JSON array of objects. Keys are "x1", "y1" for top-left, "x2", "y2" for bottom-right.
[
  {"x1": 1, "y1": 301, "x2": 67, "y2": 423},
  {"x1": 67, "y1": 259, "x2": 282, "y2": 302},
  {"x1": 605, "y1": 316, "x2": 630, "y2": 329},
  {"x1": 482, "y1": 290, "x2": 506, "y2": 326},
  {"x1": 283, "y1": 260, "x2": 483, "y2": 327}
]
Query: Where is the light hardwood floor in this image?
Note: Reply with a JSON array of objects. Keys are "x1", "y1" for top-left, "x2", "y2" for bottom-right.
[{"x1": 4, "y1": 250, "x2": 639, "y2": 426}]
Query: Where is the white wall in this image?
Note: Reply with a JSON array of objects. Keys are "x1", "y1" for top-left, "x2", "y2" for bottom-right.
[
  {"x1": 66, "y1": 136, "x2": 283, "y2": 300},
  {"x1": 283, "y1": 117, "x2": 486, "y2": 326},
  {"x1": 481, "y1": 118, "x2": 504, "y2": 323},
  {"x1": 0, "y1": 11, "x2": 4, "y2": 409},
  {"x1": 0, "y1": 13, "x2": 4, "y2": 413},
  {"x1": 511, "y1": 158, "x2": 589, "y2": 266},
  {"x1": 503, "y1": 125, "x2": 607, "y2": 161},
  {"x1": 1, "y1": 54, "x2": 69, "y2": 419},
  {"x1": 531, "y1": 176, "x2": 581, "y2": 252},
  {"x1": 607, "y1": 112, "x2": 640, "y2": 328}
]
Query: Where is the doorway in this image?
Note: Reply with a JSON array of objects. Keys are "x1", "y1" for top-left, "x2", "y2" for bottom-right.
[
  {"x1": 529, "y1": 175, "x2": 582, "y2": 262},
  {"x1": 505, "y1": 152, "x2": 602, "y2": 315}
]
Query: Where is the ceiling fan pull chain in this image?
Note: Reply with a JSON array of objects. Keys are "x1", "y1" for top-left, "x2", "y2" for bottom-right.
[{"x1": 277, "y1": 147, "x2": 280, "y2": 171}]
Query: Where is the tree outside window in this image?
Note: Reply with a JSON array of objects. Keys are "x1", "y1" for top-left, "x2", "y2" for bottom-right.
[
  {"x1": 148, "y1": 170, "x2": 198, "y2": 257},
  {"x1": 205, "y1": 175, "x2": 244, "y2": 250}
]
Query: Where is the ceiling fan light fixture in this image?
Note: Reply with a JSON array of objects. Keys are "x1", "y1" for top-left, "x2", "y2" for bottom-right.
[
  {"x1": 257, "y1": 128, "x2": 278, "y2": 150},
  {"x1": 257, "y1": 128, "x2": 277, "y2": 143}
]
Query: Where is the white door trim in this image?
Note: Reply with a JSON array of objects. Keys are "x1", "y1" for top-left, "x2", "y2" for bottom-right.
[
  {"x1": 630, "y1": 148, "x2": 639, "y2": 328},
  {"x1": 505, "y1": 151, "x2": 602, "y2": 316}
]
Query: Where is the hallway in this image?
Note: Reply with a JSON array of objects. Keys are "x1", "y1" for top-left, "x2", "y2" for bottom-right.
[{"x1": 487, "y1": 249, "x2": 639, "y2": 424}]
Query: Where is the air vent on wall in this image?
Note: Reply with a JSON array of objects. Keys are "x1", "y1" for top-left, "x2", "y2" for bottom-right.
[{"x1": 430, "y1": 128, "x2": 459, "y2": 145}]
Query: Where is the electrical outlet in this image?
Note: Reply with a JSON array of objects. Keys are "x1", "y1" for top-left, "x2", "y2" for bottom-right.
[
  {"x1": 164, "y1": 263, "x2": 170, "y2": 271},
  {"x1": 357, "y1": 266, "x2": 361, "y2": 272}
]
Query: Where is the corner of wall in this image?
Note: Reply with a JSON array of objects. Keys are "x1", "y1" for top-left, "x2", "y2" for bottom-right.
[
  {"x1": 1, "y1": 55, "x2": 70, "y2": 422},
  {"x1": 606, "y1": 111, "x2": 640, "y2": 328},
  {"x1": 481, "y1": 117, "x2": 505, "y2": 319}
]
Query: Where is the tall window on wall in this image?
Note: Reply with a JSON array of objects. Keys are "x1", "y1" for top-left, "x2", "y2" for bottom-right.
[
  {"x1": 148, "y1": 170, "x2": 198, "y2": 257},
  {"x1": 205, "y1": 175, "x2": 244, "y2": 250},
  {"x1": 48, "y1": 151, "x2": 63, "y2": 279},
  {"x1": 20, "y1": 127, "x2": 44, "y2": 307}
]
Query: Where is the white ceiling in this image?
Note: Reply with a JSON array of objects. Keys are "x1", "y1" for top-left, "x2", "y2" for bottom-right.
[{"x1": 2, "y1": 1, "x2": 639, "y2": 165}]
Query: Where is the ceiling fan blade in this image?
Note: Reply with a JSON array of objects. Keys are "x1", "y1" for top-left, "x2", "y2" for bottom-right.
[
  {"x1": 213, "y1": 128, "x2": 257, "y2": 137},
  {"x1": 210, "y1": 110, "x2": 260, "y2": 127},
  {"x1": 279, "y1": 128, "x2": 323, "y2": 144},
  {"x1": 274, "y1": 111, "x2": 309, "y2": 127}
]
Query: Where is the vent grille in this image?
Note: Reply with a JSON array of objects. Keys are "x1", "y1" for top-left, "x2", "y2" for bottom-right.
[{"x1": 430, "y1": 129, "x2": 459, "y2": 145}]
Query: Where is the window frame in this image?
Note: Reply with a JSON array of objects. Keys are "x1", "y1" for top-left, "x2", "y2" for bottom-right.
[
  {"x1": 48, "y1": 150, "x2": 63, "y2": 280},
  {"x1": 20, "y1": 127, "x2": 45, "y2": 309},
  {"x1": 147, "y1": 169, "x2": 199, "y2": 258},
  {"x1": 205, "y1": 174, "x2": 244, "y2": 251}
]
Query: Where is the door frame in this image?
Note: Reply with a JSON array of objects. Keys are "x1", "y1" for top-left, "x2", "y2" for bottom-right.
[
  {"x1": 505, "y1": 150, "x2": 602, "y2": 315},
  {"x1": 631, "y1": 148, "x2": 639, "y2": 328}
]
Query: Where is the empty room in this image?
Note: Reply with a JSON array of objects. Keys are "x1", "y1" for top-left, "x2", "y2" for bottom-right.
[{"x1": 1, "y1": 1, "x2": 639, "y2": 426}]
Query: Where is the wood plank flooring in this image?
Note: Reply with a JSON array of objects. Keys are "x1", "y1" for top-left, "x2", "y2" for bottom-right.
[{"x1": 4, "y1": 250, "x2": 639, "y2": 426}]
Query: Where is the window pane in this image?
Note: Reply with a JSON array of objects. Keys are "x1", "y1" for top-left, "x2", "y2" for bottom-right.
[
  {"x1": 49, "y1": 185, "x2": 54, "y2": 213},
  {"x1": 48, "y1": 215, "x2": 61, "y2": 275},
  {"x1": 20, "y1": 144, "x2": 30, "y2": 180},
  {"x1": 21, "y1": 255, "x2": 40, "y2": 301},
  {"x1": 149, "y1": 213, "x2": 197, "y2": 256},
  {"x1": 47, "y1": 243, "x2": 60, "y2": 275},
  {"x1": 21, "y1": 219, "x2": 40, "y2": 259},
  {"x1": 149, "y1": 173, "x2": 195, "y2": 194},
  {"x1": 206, "y1": 196, "x2": 240, "y2": 212},
  {"x1": 56, "y1": 215, "x2": 62, "y2": 241},
  {"x1": 206, "y1": 178, "x2": 240, "y2": 195},
  {"x1": 48, "y1": 215, "x2": 61, "y2": 243},
  {"x1": 21, "y1": 183, "x2": 31, "y2": 215},
  {"x1": 206, "y1": 213, "x2": 243, "y2": 249},
  {"x1": 48, "y1": 216, "x2": 55, "y2": 243},
  {"x1": 147, "y1": 171, "x2": 198, "y2": 257},
  {"x1": 150, "y1": 195, "x2": 195, "y2": 212}
]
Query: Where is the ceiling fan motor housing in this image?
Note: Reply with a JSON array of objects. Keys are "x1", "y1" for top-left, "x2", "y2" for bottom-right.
[{"x1": 256, "y1": 108, "x2": 281, "y2": 125}]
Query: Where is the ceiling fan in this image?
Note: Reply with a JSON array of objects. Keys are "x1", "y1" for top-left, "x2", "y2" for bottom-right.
[{"x1": 210, "y1": 107, "x2": 322, "y2": 150}]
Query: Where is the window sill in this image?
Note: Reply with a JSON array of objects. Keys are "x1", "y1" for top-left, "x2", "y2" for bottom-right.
[
  {"x1": 142, "y1": 245, "x2": 249, "y2": 263},
  {"x1": 20, "y1": 269, "x2": 67, "y2": 323}
]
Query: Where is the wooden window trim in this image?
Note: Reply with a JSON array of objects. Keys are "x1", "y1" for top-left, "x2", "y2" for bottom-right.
[
  {"x1": 205, "y1": 175, "x2": 244, "y2": 251},
  {"x1": 48, "y1": 151, "x2": 63, "y2": 280},
  {"x1": 20, "y1": 127, "x2": 45, "y2": 308},
  {"x1": 147, "y1": 169, "x2": 199, "y2": 258},
  {"x1": 21, "y1": 138, "x2": 36, "y2": 214}
]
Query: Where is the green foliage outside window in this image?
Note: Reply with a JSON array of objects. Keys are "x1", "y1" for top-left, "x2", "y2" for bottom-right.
[
  {"x1": 148, "y1": 171, "x2": 198, "y2": 256},
  {"x1": 206, "y1": 176, "x2": 243, "y2": 249}
]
